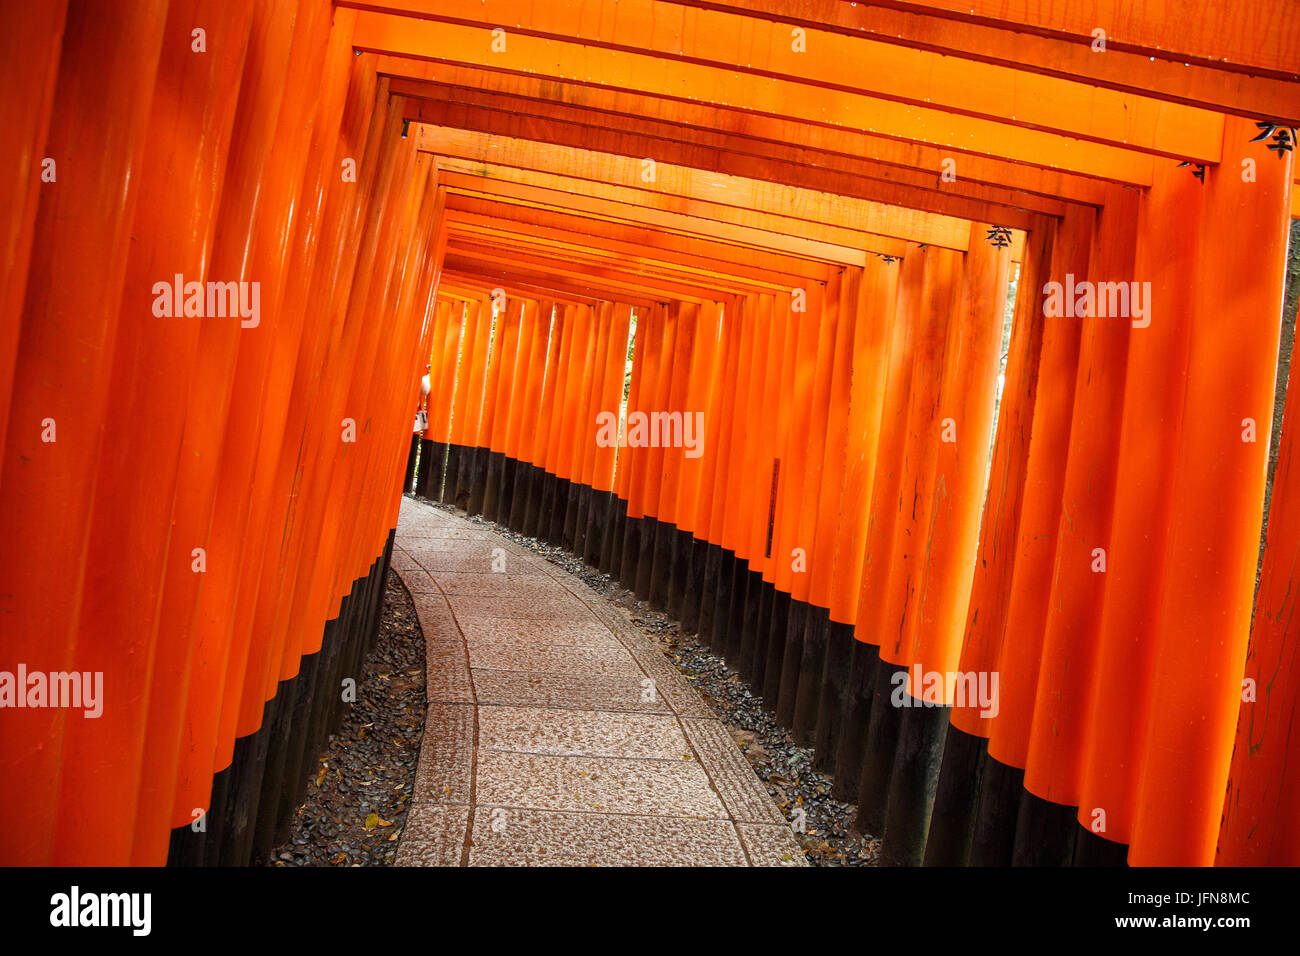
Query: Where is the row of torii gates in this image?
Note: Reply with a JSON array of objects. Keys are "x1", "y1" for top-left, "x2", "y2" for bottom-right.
[{"x1": 1, "y1": 0, "x2": 1298, "y2": 867}]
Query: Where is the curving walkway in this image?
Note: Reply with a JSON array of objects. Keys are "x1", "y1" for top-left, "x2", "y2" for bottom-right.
[{"x1": 391, "y1": 496, "x2": 806, "y2": 867}]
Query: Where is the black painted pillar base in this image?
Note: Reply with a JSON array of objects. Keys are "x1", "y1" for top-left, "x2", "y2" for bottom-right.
[
  {"x1": 666, "y1": 527, "x2": 691, "y2": 620},
  {"x1": 508, "y1": 461, "x2": 533, "y2": 531},
  {"x1": 466, "y1": 446, "x2": 489, "y2": 515},
  {"x1": 552, "y1": 477, "x2": 567, "y2": 545},
  {"x1": 499, "y1": 456, "x2": 518, "y2": 529},
  {"x1": 923, "y1": 723, "x2": 985, "y2": 866},
  {"x1": 727, "y1": 567, "x2": 759, "y2": 663},
  {"x1": 403, "y1": 434, "x2": 420, "y2": 495},
  {"x1": 546, "y1": 476, "x2": 567, "y2": 545},
  {"x1": 697, "y1": 543, "x2": 724, "y2": 647},
  {"x1": 444, "y1": 447, "x2": 465, "y2": 512},
  {"x1": 709, "y1": 549, "x2": 737, "y2": 651},
  {"x1": 681, "y1": 537, "x2": 709, "y2": 635},
  {"x1": 737, "y1": 572, "x2": 766, "y2": 683},
  {"x1": 813, "y1": 620, "x2": 853, "y2": 773},
  {"x1": 619, "y1": 514, "x2": 642, "y2": 591},
  {"x1": 792, "y1": 606, "x2": 830, "y2": 746},
  {"x1": 880, "y1": 703, "x2": 948, "y2": 866},
  {"x1": 649, "y1": 519, "x2": 675, "y2": 609},
  {"x1": 249, "y1": 672, "x2": 298, "y2": 857},
  {"x1": 714, "y1": 555, "x2": 739, "y2": 658},
  {"x1": 970, "y1": 755, "x2": 1024, "y2": 866},
  {"x1": 602, "y1": 497, "x2": 626, "y2": 575},
  {"x1": 853, "y1": 661, "x2": 906, "y2": 837},
  {"x1": 1072, "y1": 825, "x2": 1130, "y2": 866},
  {"x1": 267, "y1": 646, "x2": 320, "y2": 853},
  {"x1": 573, "y1": 484, "x2": 592, "y2": 557},
  {"x1": 831, "y1": 639, "x2": 880, "y2": 800},
  {"x1": 562, "y1": 480, "x2": 581, "y2": 552},
  {"x1": 747, "y1": 583, "x2": 772, "y2": 708},
  {"x1": 198, "y1": 766, "x2": 232, "y2": 865},
  {"x1": 775, "y1": 598, "x2": 808, "y2": 727},
  {"x1": 635, "y1": 515, "x2": 658, "y2": 601},
  {"x1": 521, "y1": 464, "x2": 545, "y2": 536},
  {"x1": 539, "y1": 473, "x2": 558, "y2": 542},
  {"x1": 415, "y1": 438, "x2": 438, "y2": 499},
  {"x1": 217, "y1": 695, "x2": 276, "y2": 864},
  {"x1": 481, "y1": 449, "x2": 503, "y2": 522},
  {"x1": 1012, "y1": 788, "x2": 1078, "y2": 867},
  {"x1": 585, "y1": 488, "x2": 611, "y2": 567},
  {"x1": 759, "y1": 586, "x2": 789, "y2": 707}
]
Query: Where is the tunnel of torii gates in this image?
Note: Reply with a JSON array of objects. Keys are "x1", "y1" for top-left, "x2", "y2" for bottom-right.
[{"x1": 0, "y1": 0, "x2": 1298, "y2": 870}]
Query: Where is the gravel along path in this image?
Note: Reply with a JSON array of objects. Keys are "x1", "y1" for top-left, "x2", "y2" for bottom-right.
[
  {"x1": 264, "y1": 566, "x2": 427, "y2": 867},
  {"x1": 445, "y1": 503, "x2": 880, "y2": 867}
]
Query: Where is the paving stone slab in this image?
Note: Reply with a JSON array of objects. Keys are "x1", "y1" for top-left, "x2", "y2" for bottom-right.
[
  {"x1": 460, "y1": 618, "x2": 623, "y2": 650},
  {"x1": 410, "y1": 594, "x2": 464, "y2": 644},
  {"x1": 395, "y1": 806, "x2": 471, "y2": 866},
  {"x1": 397, "y1": 510, "x2": 447, "y2": 525},
  {"x1": 477, "y1": 706, "x2": 690, "y2": 760},
  {"x1": 475, "y1": 751, "x2": 728, "y2": 818},
  {"x1": 433, "y1": 571, "x2": 570, "y2": 598},
  {"x1": 618, "y1": 636, "x2": 717, "y2": 720},
  {"x1": 470, "y1": 669, "x2": 670, "y2": 714},
  {"x1": 447, "y1": 593, "x2": 594, "y2": 622},
  {"x1": 397, "y1": 520, "x2": 454, "y2": 533},
  {"x1": 575, "y1": 598, "x2": 713, "y2": 717},
  {"x1": 426, "y1": 642, "x2": 474, "y2": 705},
  {"x1": 401, "y1": 538, "x2": 462, "y2": 553},
  {"x1": 396, "y1": 516, "x2": 452, "y2": 537},
  {"x1": 467, "y1": 809, "x2": 748, "y2": 867},
  {"x1": 467, "y1": 643, "x2": 642, "y2": 678},
  {"x1": 413, "y1": 703, "x2": 476, "y2": 805},
  {"x1": 424, "y1": 638, "x2": 467, "y2": 671},
  {"x1": 414, "y1": 550, "x2": 549, "y2": 575},
  {"x1": 735, "y1": 823, "x2": 809, "y2": 867},
  {"x1": 389, "y1": 550, "x2": 424, "y2": 572},
  {"x1": 399, "y1": 571, "x2": 440, "y2": 593},
  {"x1": 680, "y1": 718, "x2": 787, "y2": 826},
  {"x1": 409, "y1": 528, "x2": 500, "y2": 541}
]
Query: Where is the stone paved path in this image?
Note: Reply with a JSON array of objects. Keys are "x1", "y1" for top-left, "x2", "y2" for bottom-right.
[{"x1": 391, "y1": 496, "x2": 807, "y2": 866}]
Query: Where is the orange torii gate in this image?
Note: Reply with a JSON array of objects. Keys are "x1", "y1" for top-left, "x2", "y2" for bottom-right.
[{"x1": 0, "y1": 0, "x2": 1296, "y2": 870}]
